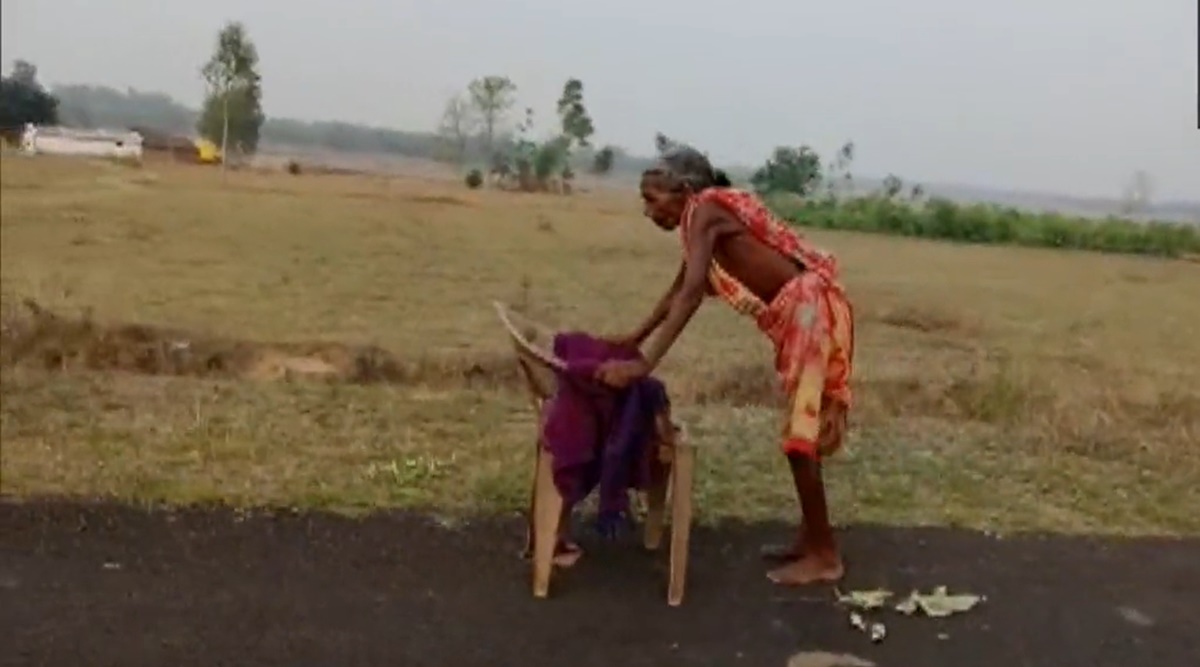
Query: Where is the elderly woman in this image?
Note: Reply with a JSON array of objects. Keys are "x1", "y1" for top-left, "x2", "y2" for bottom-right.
[{"x1": 595, "y1": 146, "x2": 855, "y2": 585}]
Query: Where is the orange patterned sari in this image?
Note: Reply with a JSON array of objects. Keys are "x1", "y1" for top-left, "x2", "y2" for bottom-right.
[{"x1": 680, "y1": 188, "x2": 855, "y2": 459}]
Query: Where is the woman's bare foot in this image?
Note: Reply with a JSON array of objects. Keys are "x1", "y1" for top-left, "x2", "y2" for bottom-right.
[
  {"x1": 519, "y1": 538, "x2": 583, "y2": 567},
  {"x1": 552, "y1": 540, "x2": 584, "y2": 568},
  {"x1": 766, "y1": 553, "x2": 844, "y2": 586}
]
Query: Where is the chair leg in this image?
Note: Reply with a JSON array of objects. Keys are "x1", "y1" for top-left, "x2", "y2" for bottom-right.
[
  {"x1": 667, "y1": 442, "x2": 695, "y2": 607},
  {"x1": 523, "y1": 436, "x2": 540, "y2": 559},
  {"x1": 523, "y1": 402, "x2": 547, "y2": 559},
  {"x1": 643, "y1": 457, "x2": 670, "y2": 551},
  {"x1": 531, "y1": 444, "x2": 563, "y2": 599}
]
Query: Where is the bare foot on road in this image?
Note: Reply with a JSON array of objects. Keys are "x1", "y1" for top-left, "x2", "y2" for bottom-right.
[
  {"x1": 766, "y1": 554, "x2": 844, "y2": 586},
  {"x1": 552, "y1": 540, "x2": 583, "y2": 568}
]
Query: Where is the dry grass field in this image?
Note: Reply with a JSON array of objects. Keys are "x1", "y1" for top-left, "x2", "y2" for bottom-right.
[{"x1": 2, "y1": 155, "x2": 1198, "y2": 535}]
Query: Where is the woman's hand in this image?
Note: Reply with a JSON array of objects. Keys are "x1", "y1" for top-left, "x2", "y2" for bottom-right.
[{"x1": 594, "y1": 359, "x2": 651, "y2": 388}]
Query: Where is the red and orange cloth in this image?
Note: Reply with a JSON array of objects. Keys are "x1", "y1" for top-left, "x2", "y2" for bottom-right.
[{"x1": 680, "y1": 188, "x2": 855, "y2": 459}]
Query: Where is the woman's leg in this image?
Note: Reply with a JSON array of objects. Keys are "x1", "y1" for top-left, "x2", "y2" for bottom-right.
[
  {"x1": 763, "y1": 280, "x2": 849, "y2": 585},
  {"x1": 553, "y1": 504, "x2": 583, "y2": 567},
  {"x1": 760, "y1": 398, "x2": 848, "y2": 563},
  {"x1": 767, "y1": 452, "x2": 844, "y2": 585}
]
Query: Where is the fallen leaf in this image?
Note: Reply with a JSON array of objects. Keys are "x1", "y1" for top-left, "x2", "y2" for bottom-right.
[
  {"x1": 894, "y1": 586, "x2": 984, "y2": 617},
  {"x1": 836, "y1": 588, "x2": 894, "y2": 610},
  {"x1": 895, "y1": 594, "x2": 919, "y2": 615}
]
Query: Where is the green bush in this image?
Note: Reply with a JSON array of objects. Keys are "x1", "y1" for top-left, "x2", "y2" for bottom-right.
[
  {"x1": 769, "y1": 195, "x2": 1200, "y2": 258},
  {"x1": 464, "y1": 169, "x2": 483, "y2": 189}
]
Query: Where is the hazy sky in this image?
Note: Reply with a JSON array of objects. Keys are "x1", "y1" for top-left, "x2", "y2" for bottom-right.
[{"x1": 3, "y1": 0, "x2": 1198, "y2": 200}]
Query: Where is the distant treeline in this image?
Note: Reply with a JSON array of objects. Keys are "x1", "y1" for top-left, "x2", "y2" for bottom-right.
[
  {"x1": 50, "y1": 84, "x2": 657, "y2": 174},
  {"x1": 44, "y1": 83, "x2": 1198, "y2": 227}
]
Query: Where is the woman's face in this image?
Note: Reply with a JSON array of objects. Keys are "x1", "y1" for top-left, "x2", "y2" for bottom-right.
[{"x1": 640, "y1": 175, "x2": 688, "y2": 231}]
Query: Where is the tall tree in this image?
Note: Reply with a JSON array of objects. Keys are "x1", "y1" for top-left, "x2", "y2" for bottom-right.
[
  {"x1": 556, "y1": 78, "x2": 594, "y2": 148},
  {"x1": 0, "y1": 60, "x2": 59, "y2": 129},
  {"x1": 467, "y1": 75, "x2": 517, "y2": 160},
  {"x1": 436, "y1": 94, "x2": 476, "y2": 165},
  {"x1": 199, "y1": 21, "x2": 264, "y2": 169}
]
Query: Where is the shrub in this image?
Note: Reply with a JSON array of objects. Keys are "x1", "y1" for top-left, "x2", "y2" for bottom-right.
[
  {"x1": 770, "y1": 196, "x2": 1200, "y2": 258},
  {"x1": 464, "y1": 169, "x2": 483, "y2": 189},
  {"x1": 286, "y1": 160, "x2": 302, "y2": 175}
]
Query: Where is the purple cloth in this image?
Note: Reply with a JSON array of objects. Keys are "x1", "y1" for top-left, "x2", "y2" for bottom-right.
[{"x1": 540, "y1": 332, "x2": 670, "y2": 538}]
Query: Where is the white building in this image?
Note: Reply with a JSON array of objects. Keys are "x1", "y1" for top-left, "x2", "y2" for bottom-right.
[{"x1": 20, "y1": 123, "x2": 144, "y2": 160}]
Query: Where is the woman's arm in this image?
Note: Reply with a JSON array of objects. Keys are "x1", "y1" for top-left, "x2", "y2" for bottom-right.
[
  {"x1": 594, "y1": 210, "x2": 725, "y2": 387},
  {"x1": 626, "y1": 262, "x2": 685, "y2": 345},
  {"x1": 641, "y1": 206, "x2": 728, "y2": 370}
]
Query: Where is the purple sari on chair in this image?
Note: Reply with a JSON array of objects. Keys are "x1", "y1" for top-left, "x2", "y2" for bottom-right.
[{"x1": 539, "y1": 332, "x2": 670, "y2": 538}]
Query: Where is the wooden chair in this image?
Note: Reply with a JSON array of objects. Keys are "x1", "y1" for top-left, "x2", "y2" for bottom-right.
[{"x1": 493, "y1": 301, "x2": 695, "y2": 606}]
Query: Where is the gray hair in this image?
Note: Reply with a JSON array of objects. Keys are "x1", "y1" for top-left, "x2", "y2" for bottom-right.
[{"x1": 645, "y1": 144, "x2": 729, "y2": 191}]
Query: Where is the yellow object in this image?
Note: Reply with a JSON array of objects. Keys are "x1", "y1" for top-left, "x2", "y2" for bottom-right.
[{"x1": 193, "y1": 138, "x2": 221, "y2": 164}]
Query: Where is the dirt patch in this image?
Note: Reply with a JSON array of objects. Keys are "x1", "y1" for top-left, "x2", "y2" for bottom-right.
[
  {"x1": 0, "y1": 299, "x2": 517, "y2": 389},
  {"x1": 2, "y1": 498, "x2": 1197, "y2": 667},
  {"x1": 405, "y1": 193, "x2": 470, "y2": 207},
  {"x1": 3, "y1": 300, "x2": 1195, "y2": 455},
  {"x1": 0, "y1": 301, "x2": 1033, "y2": 419},
  {"x1": 870, "y1": 303, "x2": 980, "y2": 337}
]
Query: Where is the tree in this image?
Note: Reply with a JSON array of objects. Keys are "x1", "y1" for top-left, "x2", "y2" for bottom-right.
[
  {"x1": 468, "y1": 75, "x2": 517, "y2": 160},
  {"x1": 591, "y1": 145, "x2": 616, "y2": 175},
  {"x1": 198, "y1": 88, "x2": 264, "y2": 155},
  {"x1": 199, "y1": 21, "x2": 264, "y2": 169},
  {"x1": 750, "y1": 146, "x2": 823, "y2": 196},
  {"x1": 52, "y1": 84, "x2": 196, "y2": 131},
  {"x1": 556, "y1": 78, "x2": 594, "y2": 148},
  {"x1": 500, "y1": 107, "x2": 535, "y2": 184},
  {"x1": 11, "y1": 60, "x2": 37, "y2": 87},
  {"x1": 824, "y1": 141, "x2": 856, "y2": 198},
  {"x1": 0, "y1": 60, "x2": 59, "y2": 129},
  {"x1": 882, "y1": 174, "x2": 904, "y2": 199},
  {"x1": 533, "y1": 135, "x2": 571, "y2": 187},
  {"x1": 436, "y1": 94, "x2": 476, "y2": 165}
]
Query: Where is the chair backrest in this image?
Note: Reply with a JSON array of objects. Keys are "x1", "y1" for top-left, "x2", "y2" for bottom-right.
[{"x1": 493, "y1": 301, "x2": 563, "y2": 404}]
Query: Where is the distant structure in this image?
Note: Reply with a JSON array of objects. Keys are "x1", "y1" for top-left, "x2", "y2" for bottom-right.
[
  {"x1": 132, "y1": 126, "x2": 221, "y2": 164},
  {"x1": 194, "y1": 138, "x2": 221, "y2": 164},
  {"x1": 20, "y1": 124, "x2": 143, "y2": 161},
  {"x1": 16, "y1": 123, "x2": 223, "y2": 165}
]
